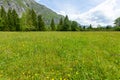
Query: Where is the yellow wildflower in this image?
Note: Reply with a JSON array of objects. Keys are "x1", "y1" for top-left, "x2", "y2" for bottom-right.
[
  {"x1": 60, "y1": 78, "x2": 62, "y2": 80},
  {"x1": 51, "y1": 78, "x2": 54, "y2": 80},
  {"x1": 76, "y1": 71, "x2": 79, "y2": 75},
  {"x1": 46, "y1": 76, "x2": 49, "y2": 79},
  {"x1": 67, "y1": 74, "x2": 70, "y2": 77}
]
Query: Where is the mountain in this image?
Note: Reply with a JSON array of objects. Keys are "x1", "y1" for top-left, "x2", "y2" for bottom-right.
[{"x1": 0, "y1": 0, "x2": 63, "y2": 24}]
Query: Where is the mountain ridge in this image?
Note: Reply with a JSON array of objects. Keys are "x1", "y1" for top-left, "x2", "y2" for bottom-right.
[{"x1": 0, "y1": 0, "x2": 63, "y2": 24}]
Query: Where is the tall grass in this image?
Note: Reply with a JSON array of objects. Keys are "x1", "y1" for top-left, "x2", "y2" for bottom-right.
[{"x1": 0, "y1": 32, "x2": 120, "y2": 80}]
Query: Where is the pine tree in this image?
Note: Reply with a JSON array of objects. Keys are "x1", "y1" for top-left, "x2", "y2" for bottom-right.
[
  {"x1": 50, "y1": 18, "x2": 55, "y2": 31},
  {"x1": 7, "y1": 8, "x2": 13, "y2": 31},
  {"x1": 19, "y1": 9, "x2": 31, "y2": 31},
  {"x1": 11, "y1": 9, "x2": 17, "y2": 31},
  {"x1": 0, "y1": 6, "x2": 7, "y2": 31},
  {"x1": 20, "y1": 12, "x2": 25, "y2": 31},
  {"x1": 37, "y1": 15, "x2": 46, "y2": 31},
  {"x1": 12, "y1": 9, "x2": 20, "y2": 31},
  {"x1": 57, "y1": 17, "x2": 63, "y2": 31},
  {"x1": 20, "y1": 9, "x2": 37, "y2": 31},
  {"x1": 61, "y1": 15, "x2": 71, "y2": 31},
  {"x1": 31, "y1": 9, "x2": 37, "y2": 30},
  {"x1": 27, "y1": 9, "x2": 33, "y2": 30},
  {"x1": 23, "y1": 9, "x2": 37, "y2": 31}
]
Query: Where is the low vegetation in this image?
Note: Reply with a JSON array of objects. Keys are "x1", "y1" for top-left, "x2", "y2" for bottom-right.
[{"x1": 0, "y1": 32, "x2": 119, "y2": 80}]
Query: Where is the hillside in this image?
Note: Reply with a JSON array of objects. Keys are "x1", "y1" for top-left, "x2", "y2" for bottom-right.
[{"x1": 0, "y1": 0, "x2": 63, "y2": 24}]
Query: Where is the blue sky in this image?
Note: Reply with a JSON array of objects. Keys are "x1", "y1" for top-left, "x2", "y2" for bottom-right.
[{"x1": 35, "y1": 0, "x2": 120, "y2": 27}]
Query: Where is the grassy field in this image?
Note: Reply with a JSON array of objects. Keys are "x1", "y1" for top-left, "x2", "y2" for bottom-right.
[{"x1": 0, "y1": 32, "x2": 120, "y2": 80}]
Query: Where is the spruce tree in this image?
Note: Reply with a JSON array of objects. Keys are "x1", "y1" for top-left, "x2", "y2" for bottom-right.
[
  {"x1": 31, "y1": 9, "x2": 37, "y2": 30},
  {"x1": 37, "y1": 15, "x2": 45, "y2": 31},
  {"x1": 7, "y1": 8, "x2": 13, "y2": 31},
  {"x1": 25, "y1": 9, "x2": 33, "y2": 30},
  {"x1": 20, "y1": 12, "x2": 27, "y2": 31},
  {"x1": 50, "y1": 18, "x2": 55, "y2": 31},
  {"x1": 12, "y1": 9, "x2": 20, "y2": 31},
  {"x1": 0, "y1": 6, "x2": 7, "y2": 31},
  {"x1": 11, "y1": 9, "x2": 17, "y2": 31},
  {"x1": 61, "y1": 15, "x2": 71, "y2": 31},
  {"x1": 20, "y1": 9, "x2": 37, "y2": 31},
  {"x1": 23, "y1": 9, "x2": 37, "y2": 31},
  {"x1": 57, "y1": 17, "x2": 63, "y2": 31}
]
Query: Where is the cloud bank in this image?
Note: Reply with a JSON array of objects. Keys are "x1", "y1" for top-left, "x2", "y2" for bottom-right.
[{"x1": 36, "y1": 0, "x2": 120, "y2": 27}]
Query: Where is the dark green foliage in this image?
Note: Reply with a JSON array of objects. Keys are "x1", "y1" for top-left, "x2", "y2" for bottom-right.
[
  {"x1": 57, "y1": 17, "x2": 63, "y2": 31},
  {"x1": 6, "y1": 8, "x2": 20, "y2": 31},
  {"x1": 105, "y1": 25, "x2": 112, "y2": 30},
  {"x1": 31, "y1": 9, "x2": 37, "y2": 30},
  {"x1": 83, "y1": 26, "x2": 86, "y2": 30},
  {"x1": 71, "y1": 21, "x2": 78, "y2": 31},
  {"x1": 37, "y1": 15, "x2": 46, "y2": 31},
  {"x1": 87, "y1": 24, "x2": 93, "y2": 31},
  {"x1": 79, "y1": 25, "x2": 82, "y2": 31},
  {"x1": 21, "y1": 9, "x2": 37, "y2": 31},
  {"x1": 0, "y1": 6, "x2": 7, "y2": 31},
  {"x1": 0, "y1": 18, "x2": 2, "y2": 30},
  {"x1": 7, "y1": 8, "x2": 13, "y2": 31},
  {"x1": 0, "y1": 5, "x2": 119, "y2": 31},
  {"x1": 114, "y1": 17, "x2": 120, "y2": 31},
  {"x1": 114, "y1": 26, "x2": 120, "y2": 31},
  {"x1": 11, "y1": 9, "x2": 16, "y2": 31},
  {"x1": 26, "y1": 9, "x2": 35, "y2": 30},
  {"x1": 114, "y1": 17, "x2": 120, "y2": 27},
  {"x1": 50, "y1": 18, "x2": 55, "y2": 31},
  {"x1": 61, "y1": 15, "x2": 71, "y2": 31},
  {"x1": 89, "y1": 24, "x2": 92, "y2": 29},
  {"x1": 12, "y1": 9, "x2": 20, "y2": 31},
  {"x1": 0, "y1": 0, "x2": 63, "y2": 25},
  {"x1": 0, "y1": 6, "x2": 20, "y2": 31},
  {"x1": 20, "y1": 12, "x2": 27, "y2": 31}
]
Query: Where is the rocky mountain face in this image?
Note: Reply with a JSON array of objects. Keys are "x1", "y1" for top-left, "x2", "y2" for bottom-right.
[{"x1": 0, "y1": 0, "x2": 62, "y2": 24}]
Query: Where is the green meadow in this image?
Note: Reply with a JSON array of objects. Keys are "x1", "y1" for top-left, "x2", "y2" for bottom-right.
[{"x1": 0, "y1": 32, "x2": 120, "y2": 80}]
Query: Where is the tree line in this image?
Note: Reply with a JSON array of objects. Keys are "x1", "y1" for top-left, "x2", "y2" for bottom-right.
[
  {"x1": 0, "y1": 6, "x2": 120, "y2": 31},
  {"x1": 0, "y1": 6, "x2": 79, "y2": 31}
]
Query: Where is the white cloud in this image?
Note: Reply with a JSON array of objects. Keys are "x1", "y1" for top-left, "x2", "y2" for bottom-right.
[
  {"x1": 58, "y1": 0, "x2": 120, "y2": 27},
  {"x1": 36, "y1": 0, "x2": 120, "y2": 27}
]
